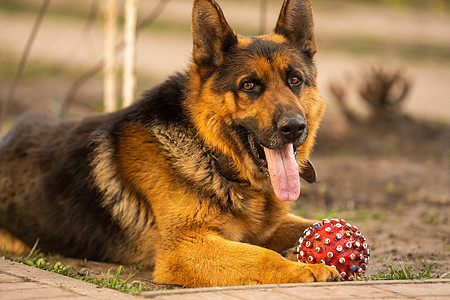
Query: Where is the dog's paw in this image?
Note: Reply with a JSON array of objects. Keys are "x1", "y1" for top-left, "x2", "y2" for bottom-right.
[{"x1": 296, "y1": 263, "x2": 341, "y2": 282}]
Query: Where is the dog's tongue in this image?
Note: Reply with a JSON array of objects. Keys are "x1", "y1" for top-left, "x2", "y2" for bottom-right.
[{"x1": 263, "y1": 144, "x2": 300, "y2": 202}]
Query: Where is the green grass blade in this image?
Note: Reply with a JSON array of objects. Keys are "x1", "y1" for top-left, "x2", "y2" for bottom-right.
[
  {"x1": 111, "y1": 266, "x2": 123, "y2": 288},
  {"x1": 24, "y1": 238, "x2": 40, "y2": 260}
]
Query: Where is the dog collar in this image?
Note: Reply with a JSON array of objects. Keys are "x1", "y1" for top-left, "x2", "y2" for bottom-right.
[{"x1": 213, "y1": 153, "x2": 247, "y2": 183}]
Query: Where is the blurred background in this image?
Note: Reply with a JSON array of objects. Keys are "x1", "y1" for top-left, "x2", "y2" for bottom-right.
[
  {"x1": 0, "y1": 0, "x2": 449, "y2": 280},
  {"x1": 1, "y1": 0, "x2": 449, "y2": 124}
]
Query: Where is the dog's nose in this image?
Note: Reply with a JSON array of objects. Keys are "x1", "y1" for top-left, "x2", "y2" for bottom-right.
[{"x1": 277, "y1": 114, "x2": 307, "y2": 142}]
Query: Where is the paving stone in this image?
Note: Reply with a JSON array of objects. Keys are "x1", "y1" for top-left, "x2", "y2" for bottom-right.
[
  {"x1": 145, "y1": 280, "x2": 450, "y2": 299},
  {"x1": 224, "y1": 289, "x2": 294, "y2": 299},
  {"x1": 0, "y1": 282, "x2": 43, "y2": 291},
  {"x1": 0, "y1": 287, "x2": 78, "y2": 299},
  {"x1": 0, "y1": 273, "x2": 25, "y2": 283},
  {"x1": 151, "y1": 291, "x2": 239, "y2": 300},
  {"x1": 35, "y1": 298, "x2": 91, "y2": 300},
  {"x1": 0, "y1": 259, "x2": 137, "y2": 299},
  {"x1": 279, "y1": 285, "x2": 405, "y2": 299},
  {"x1": 377, "y1": 282, "x2": 450, "y2": 297},
  {"x1": 2, "y1": 259, "x2": 450, "y2": 300}
]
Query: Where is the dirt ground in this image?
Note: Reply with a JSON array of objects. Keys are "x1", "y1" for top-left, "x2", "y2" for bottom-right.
[
  {"x1": 1, "y1": 0, "x2": 449, "y2": 289},
  {"x1": 302, "y1": 114, "x2": 450, "y2": 278}
]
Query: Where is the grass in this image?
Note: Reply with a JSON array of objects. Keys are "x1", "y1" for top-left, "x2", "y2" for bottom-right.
[
  {"x1": 370, "y1": 259, "x2": 449, "y2": 280},
  {"x1": 0, "y1": 0, "x2": 94, "y2": 21},
  {"x1": 82, "y1": 266, "x2": 146, "y2": 295},
  {"x1": 318, "y1": 37, "x2": 450, "y2": 64},
  {"x1": 313, "y1": 0, "x2": 450, "y2": 13},
  {"x1": 0, "y1": 51, "x2": 88, "y2": 83}
]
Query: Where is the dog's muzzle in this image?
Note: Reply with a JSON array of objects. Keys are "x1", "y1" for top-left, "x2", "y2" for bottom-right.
[{"x1": 276, "y1": 113, "x2": 308, "y2": 146}]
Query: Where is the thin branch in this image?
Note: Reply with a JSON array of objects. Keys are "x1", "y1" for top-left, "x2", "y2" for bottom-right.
[{"x1": 0, "y1": 0, "x2": 51, "y2": 131}]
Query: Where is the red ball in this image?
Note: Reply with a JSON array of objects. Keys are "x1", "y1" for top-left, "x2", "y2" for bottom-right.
[{"x1": 297, "y1": 218, "x2": 370, "y2": 281}]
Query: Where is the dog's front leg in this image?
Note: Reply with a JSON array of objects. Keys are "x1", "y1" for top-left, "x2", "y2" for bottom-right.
[
  {"x1": 262, "y1": 213, "x2": 315, "y2": 254},
  {"x1": 153, "y1": 229, "x2": 339, "y2": 287}
]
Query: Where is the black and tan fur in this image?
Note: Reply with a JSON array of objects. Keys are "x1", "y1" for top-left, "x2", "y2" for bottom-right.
[{"x1": 0, "y1": 0, "x2": 340, "y2": 286}]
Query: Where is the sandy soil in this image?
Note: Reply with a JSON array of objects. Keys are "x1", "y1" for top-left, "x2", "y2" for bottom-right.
[{"x1": 1, "y1": 0, "x2": 449, "y2": 288}]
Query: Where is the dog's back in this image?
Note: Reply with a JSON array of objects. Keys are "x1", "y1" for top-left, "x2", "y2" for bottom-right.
[
  {"x1": 0, "y1": 113, "x2": 64, "y2": 219},
  {"x1": 0, "y1": 113, "x2": 130, "y2": 261}
]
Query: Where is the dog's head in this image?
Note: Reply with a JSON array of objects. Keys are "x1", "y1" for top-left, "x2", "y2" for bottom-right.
[{"x1": 185, "y1": 0, "x2": 325, "y2": 202}]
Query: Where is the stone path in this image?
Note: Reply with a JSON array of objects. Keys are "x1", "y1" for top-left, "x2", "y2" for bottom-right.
[{"x1": 1, "y1": 259, "x2": 449, "y2": 300}]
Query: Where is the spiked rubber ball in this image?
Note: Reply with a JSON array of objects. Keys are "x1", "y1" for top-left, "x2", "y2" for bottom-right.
[{"x1": 297, "y1": 219, "x2": 370, "y2": 281}]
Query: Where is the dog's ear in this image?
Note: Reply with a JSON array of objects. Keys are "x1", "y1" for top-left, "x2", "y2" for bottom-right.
[
  {"x1": 192, "y1": 0, "x2": 237, "y2": 70},
  {"x1": 274, "y1": 0, "x2": 316, "y2": 59},
  {"x1": 300, "y1": 159, "x2": 317, "y2": 183}
]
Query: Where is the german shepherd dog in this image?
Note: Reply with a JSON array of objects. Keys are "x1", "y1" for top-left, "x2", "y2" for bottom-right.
[{"x1": 0, "y1": 0, "x2": 340, "y2": 286}]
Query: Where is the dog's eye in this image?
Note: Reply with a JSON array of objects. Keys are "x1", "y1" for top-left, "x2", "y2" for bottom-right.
[
  {"x1": 241, "y1": 81, "x2": 255, "y2": 91},
  {"x1": 289, "y1": 75, "x2": 302, "y2": 86}
]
